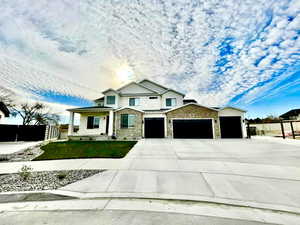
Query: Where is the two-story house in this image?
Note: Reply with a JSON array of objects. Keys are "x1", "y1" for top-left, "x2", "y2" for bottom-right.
[{"x1": 67, "y1": 79, "x2": 247, "y2": 139}]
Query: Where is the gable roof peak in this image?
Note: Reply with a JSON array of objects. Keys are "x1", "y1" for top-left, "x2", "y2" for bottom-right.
[{"x1": 116, "y1": 81, "x2": 159, "y2": 94}]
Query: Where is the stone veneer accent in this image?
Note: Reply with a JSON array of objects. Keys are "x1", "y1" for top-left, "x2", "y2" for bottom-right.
[
  {"x1": 114, "y1": 108, "x2": 143, "y2": 140},
  {"x1": 166, "y1": 104, "x2": 221, "y2": 138}
]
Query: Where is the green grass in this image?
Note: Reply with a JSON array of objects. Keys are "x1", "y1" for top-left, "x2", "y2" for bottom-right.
[{"x1": 34, "y1": 141, "x2": 137, "y2": 160}]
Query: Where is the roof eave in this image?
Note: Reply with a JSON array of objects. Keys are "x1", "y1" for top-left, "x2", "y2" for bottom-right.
[
  {"x1": 114, "y1": 107, "x2": 144, "y2": 113},
  {"x1": 139, "y1": 79, "x2": 169, "y2": 91},
  {"x1": 161, "y1": 89, "x2": 185, "y2": 97},
  {"x1": 102, "y1": 88, "x2": 118, "y2": 94},
  {"x1": 117, "y1": 81, "x2": 159, "y2": 94},
  {"x1": 67, "y1": 107, "x2": 113, "y2": 113}
]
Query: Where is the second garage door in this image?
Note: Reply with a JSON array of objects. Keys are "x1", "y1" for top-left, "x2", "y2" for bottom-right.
[
  {"x1": 173, "y1": 119, "x2": 213, "y2": 139},
  {"x1": 144, "y1": 118, "x2": 165, "y2": 138},
  {"x1": 220, "y1": 116, "x2": 243, "y2": 138}
]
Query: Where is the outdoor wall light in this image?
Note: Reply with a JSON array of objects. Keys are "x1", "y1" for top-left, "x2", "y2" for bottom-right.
[{"x1": 214, "y1": 119, "x2": 217, "y2": 123}]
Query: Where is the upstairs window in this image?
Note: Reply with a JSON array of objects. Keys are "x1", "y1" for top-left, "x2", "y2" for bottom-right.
[
  {"x1": 87, "y1": 116, "x2": 100, "y2": 129},
  {"x1": 106, "y1": 96, "x2": 116, "y2": 105},
  {"x1": 166, "y1": 98, "x2": 177, "y2": 107},
  {"x1": 121, "y1": 114, "x2": 136, "y2": 128},
  {"x1": 129, "y1": 98, "x2": 140, "y2": 106}
]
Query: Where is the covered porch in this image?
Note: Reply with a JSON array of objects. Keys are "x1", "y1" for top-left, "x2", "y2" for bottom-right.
[{"x1": 67, "y1": 106, "x2": 114, "y2": 140}]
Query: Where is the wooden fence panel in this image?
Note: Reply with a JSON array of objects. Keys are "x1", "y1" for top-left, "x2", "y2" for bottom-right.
[{"x1": 0, "y1": 125, "x2": 47, "y2": 142}]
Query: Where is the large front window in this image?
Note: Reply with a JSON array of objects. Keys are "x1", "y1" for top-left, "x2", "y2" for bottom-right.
[
  {"x1": 87, "y1": 116, "x2": 100, "y2": 129},
  {"x1": 129, "y1": 98, "x2": 140, "y2": 106},
  {"x1": 106, "y1": 96, "x2": 116, "y2": 105},
  {"x1": 121, "y1": 114, "x2": 136, "y2": 128},
  {"x1": 166, "y1": 98, "x2": 177, "y2": 107}
]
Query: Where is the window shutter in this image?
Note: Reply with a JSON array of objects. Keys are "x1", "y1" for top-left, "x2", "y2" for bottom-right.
[{"x1": 87, "y1": 116, "x2": 94, "y2": 129}]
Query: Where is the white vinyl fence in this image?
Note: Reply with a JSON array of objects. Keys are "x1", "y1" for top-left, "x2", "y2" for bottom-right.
[
  {"x1": 44, "y1": 125, "x2": 60, "y2": 140},
  {"x1": 250, "y1": 121, "x2": 300, "y2": 138}
]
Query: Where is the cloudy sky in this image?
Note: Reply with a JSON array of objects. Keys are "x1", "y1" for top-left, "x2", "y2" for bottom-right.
[{"x1": 0, "y1": 0, "x2": 300, "y2": 123}]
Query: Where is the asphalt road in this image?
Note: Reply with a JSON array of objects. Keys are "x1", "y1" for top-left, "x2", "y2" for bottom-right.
[{"x1": 0, "y1": 210, "x2": 277, "y2": 225}]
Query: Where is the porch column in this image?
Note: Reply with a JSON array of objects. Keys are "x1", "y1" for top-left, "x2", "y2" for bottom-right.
[
  {"x1": 68, "y1": 111, "x2": 74, "y2": 136},
  {"x1": 108, "y1": 110, "x2": 114, "y2": 136}
]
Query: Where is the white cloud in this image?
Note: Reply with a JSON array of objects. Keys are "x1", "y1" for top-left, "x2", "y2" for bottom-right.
[{"x1": 0, "y1": 0, "x2": 299, "y2": 109}]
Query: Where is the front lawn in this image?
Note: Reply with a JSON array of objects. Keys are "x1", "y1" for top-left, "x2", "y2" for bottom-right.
[{"x1": 34, "y1": 141, "x2": 137, "y2": 160}]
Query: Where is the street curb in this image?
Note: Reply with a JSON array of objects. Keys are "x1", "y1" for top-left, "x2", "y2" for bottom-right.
[
  {"x1": 50, "y1": 190, "x2": 300, "y2": 215},
  {"x1": 1, "y1": 189, "x2": 299, "y2": 215}
]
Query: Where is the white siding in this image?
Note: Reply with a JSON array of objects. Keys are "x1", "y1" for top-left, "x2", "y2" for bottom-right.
[
  {"x1": 119, "y1": 96, "x2": 161, "y2": 110},
  {"x1": 218, "y1": 108, "x2": 247, "y2": 138},
  {"x1": 78, "y1": 114, "x2": 107, "y2": 135},
  {"x1": 139, "y1": 80, "x2": 167, "y2": 93},
  {"x1": 104, "y1": 90, "x2": 119, "y2": 108},
  {"x1": 161, "y1": 91, "x2": 184, "y2": 109},
  {"x1": 119, "y1": 83, "x2": 155, "y2": 94}
]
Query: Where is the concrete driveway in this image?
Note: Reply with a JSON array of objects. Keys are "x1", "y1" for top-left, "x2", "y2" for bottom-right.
[
  {"x1": 60, "y1": 138, "x2": 300, "y2": 214},
  {"x1": 1, "y1": 138, "x2": 300, "y2": 224}
]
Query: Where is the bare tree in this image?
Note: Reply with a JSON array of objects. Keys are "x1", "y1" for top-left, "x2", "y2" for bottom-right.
[
  {"x1": 11, "y1": 102, "x2": 60, "y2": 125},
  {"x1": 0, "y1": 87, "x2": 60, "y2": 125}
]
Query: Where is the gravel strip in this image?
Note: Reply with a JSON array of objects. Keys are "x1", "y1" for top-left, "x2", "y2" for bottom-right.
[{"x1": 0, "y1": 170, "x2": 103, "y2": 192}]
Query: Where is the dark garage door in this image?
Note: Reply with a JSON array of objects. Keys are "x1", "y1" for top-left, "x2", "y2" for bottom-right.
[
  {"x1": 173, "y1": 119, "x2": 213, "y2": 139},
  {"x1": 144, "y1": 118, "x2": 165, "y2": 138},
  {"x1": 220, "y1": 116, "x2": 242, "y2": 138}
]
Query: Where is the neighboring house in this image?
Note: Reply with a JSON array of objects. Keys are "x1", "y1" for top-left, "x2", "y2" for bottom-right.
[
  {"x1": 280, "y1": 109, "x2": 300, "y2": 120},
  {"x1": 0, "y1": 102, "x2": 9, "y2": 124},
  {"x1": 67, "y1": 79, "x2": 247, "y2": 140}
]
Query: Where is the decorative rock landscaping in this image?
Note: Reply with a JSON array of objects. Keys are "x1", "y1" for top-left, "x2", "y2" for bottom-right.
[{"x1": 0, "y1": 170, "x2": 103, "y2": 192}]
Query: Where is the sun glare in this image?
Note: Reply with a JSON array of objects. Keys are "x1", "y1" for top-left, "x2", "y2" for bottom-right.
[{"x1": 116, "y1": 65, "x2": 134, "y2": 82}]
